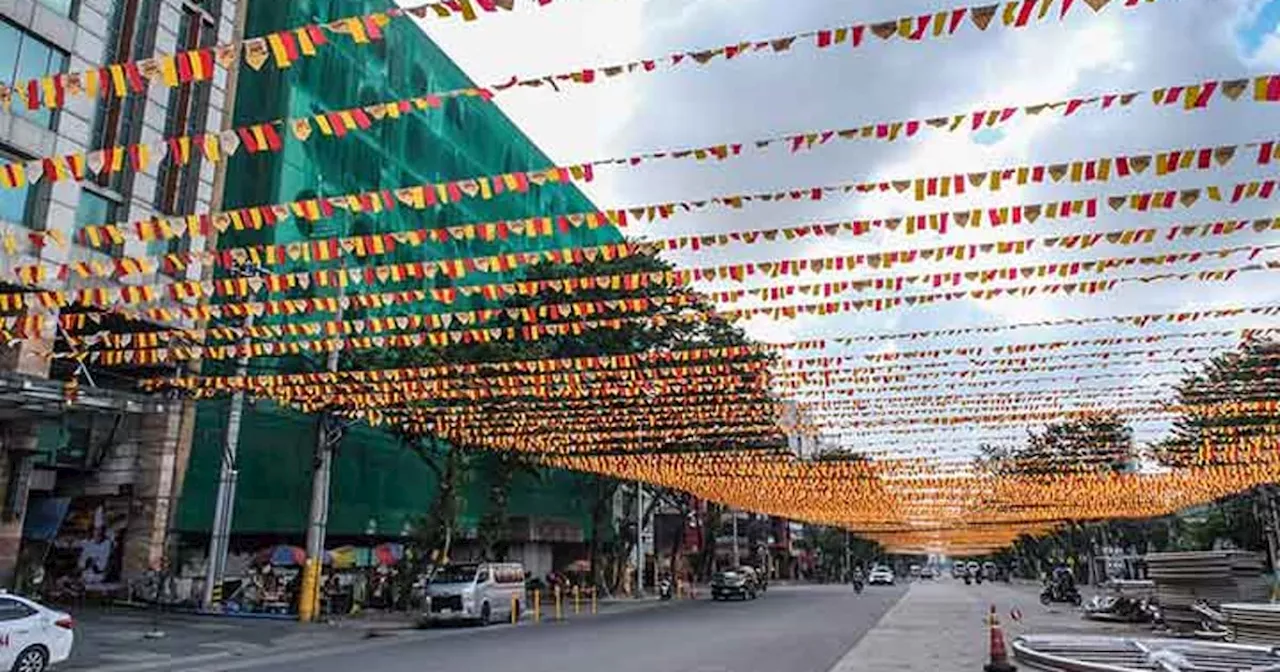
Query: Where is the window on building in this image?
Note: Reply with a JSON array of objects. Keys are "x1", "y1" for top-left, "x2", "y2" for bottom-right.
[
  {"x1": 0, "y1": 19, "x2": 70, "y2": 129},
  {"x1": 156, "y1": 0, "x2": 217, "y2": 268},
  {"x1": 75, "y1": 187, "x2": 123, "y2": 255},
  {"x1": 90, "y1": 0, "x2": 159, "y2": 193},
  {"x1": 0, "y1": 147, "x2": 40, "y2": 227},
  {"x1": 36, "y1": 0, "x2": 77, "y2": 18}
]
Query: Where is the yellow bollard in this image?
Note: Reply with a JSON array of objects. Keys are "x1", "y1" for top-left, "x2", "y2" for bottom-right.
[
  {"x1": 297, "y1": 558, "x2": 320, "y2": 623},
  {"x1": 533, "y1": 589, "x2": 541, "y2": 623},
  {"x1": 554, "y1": 585, "x2": 563, "y2": 621},
  {"x1": 511, "y1": 593, "x2": 519, "y2": 624},
  {"x1": 573, "y1": 585, "x2": 581, "y2": 614},
  {"x1": 591, "y1": 586, "x2": 598, "y2": 614}
]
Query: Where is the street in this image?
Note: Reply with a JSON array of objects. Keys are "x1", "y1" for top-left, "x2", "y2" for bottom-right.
[{"x1": 167, "y1": 584, "x2": 904, "y2": 672}]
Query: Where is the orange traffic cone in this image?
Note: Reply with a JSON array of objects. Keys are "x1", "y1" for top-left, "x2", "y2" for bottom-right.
[{"x1": 985, "y1": 605, "x2": 1017, "y2": 672}]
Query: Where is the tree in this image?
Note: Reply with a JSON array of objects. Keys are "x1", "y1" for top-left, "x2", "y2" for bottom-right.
[
  {"x1": 1159, "y1": 339, "x2": 1280, "y2": 467},
  {"x1": 975, "y1": 416, "x2": 1140, "y2": 582},
  {"x1": 575, "y1": 474, "x2": 623, "y2": 591},
  {"x1": 395, "y1": 432, "x2": 468, "y2": 573},
  {"x1": 474, "y1": 452, "x2": 543, "y2": 561},
  {"x1": 795, "y1": 524, "x2": 881, "y2": 581},
  {"x1": 342, "y1": 248, "x2": 769, "y2": 587},
  {"x1": 1152, "y1": 339, "x2": 1280, "y2": 563},
  {"x1": 976, "y1": 414, "x2": 1138, "y2": 476}
]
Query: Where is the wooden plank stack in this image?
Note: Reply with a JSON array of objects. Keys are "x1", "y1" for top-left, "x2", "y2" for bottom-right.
[
  {"x1": 1222, "y1": 603, "x2": 1280, "y2": 645},
  {"x1": 1145, "y1": 551, "x2": 1269, "y2": 631}
]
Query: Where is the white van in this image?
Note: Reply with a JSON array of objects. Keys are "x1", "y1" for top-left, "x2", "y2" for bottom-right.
[{"x1": 424, "y1": 562, "x2": 525, "y2": 625}]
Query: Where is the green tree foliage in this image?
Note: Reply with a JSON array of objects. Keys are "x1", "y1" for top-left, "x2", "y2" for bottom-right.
[
  {"x1": 1157, "y1": 339, "x2": 1280, "y2": 467},
  {"x1": 794, "y1": 525, "x2": 881, "y2": 581},
  {"x1": 1002, "y1": 340, "x2": 1280, "y2": 573},
  {"x1": 346, "y1": 251, "x2": 770, "y2": 578},
  {"x1": 976, "y1": 414, "x2": 1138, "y2": 476}
]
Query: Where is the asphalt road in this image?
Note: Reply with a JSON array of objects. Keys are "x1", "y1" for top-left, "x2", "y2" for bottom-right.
[{"x1": 191, "y1": 584, "x2": 906, "y2": 672}]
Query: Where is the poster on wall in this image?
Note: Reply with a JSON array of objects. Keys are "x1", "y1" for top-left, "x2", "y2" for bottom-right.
[{"x1": 47, "y1": 496, "x2": 130, "y2": 594}]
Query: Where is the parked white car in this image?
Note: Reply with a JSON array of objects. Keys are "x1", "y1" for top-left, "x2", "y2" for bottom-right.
[
  {"x1": 423, "y1": 562, "x2": 525, "y2": 626},
  {"x1": 0, "y1": 592, "x2": 73, "y2": 671}
]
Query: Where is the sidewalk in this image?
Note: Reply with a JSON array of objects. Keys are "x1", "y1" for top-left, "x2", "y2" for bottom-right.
[{"x1": 828, "y1": 580, "x2": 1145, "y2": 671}]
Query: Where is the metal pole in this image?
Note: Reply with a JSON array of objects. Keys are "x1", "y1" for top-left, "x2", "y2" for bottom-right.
[
  {"x1": 300, "y1": 281, "x2": 345, "y2": 622},
  {"x1": 634, "y1": 481, "x2": 644, "y2": 597},
  {"x1": 201, "y1": 311, "x2": 252, "y2": 609},
  {"x1": 844, "y1": 529, "x2": 851, "y2": 581},
  {"x1": 731, "y1": 509, "x2": 739, "y2": 567}
]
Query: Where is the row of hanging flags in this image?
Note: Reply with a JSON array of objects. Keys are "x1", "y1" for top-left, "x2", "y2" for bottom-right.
[
  {"x1": 50, "y1": 303, "x2": 1280, "y2": 357},
  {"x1": 0, "y1": 0, "x2": 558, "y2": 116},
  {"x1": 12, "y1": 205, "x2": 1280, "y2": 293},
  {"x1": 3, "y1": 130, "x2": 1277, "y2": 290},
  {"x1": 58, "y1": 137, "x2": 1277, "y2": 257},
  {"x1": 39, "y1": 306, "x2": 1280, "y2": 373},
  {"x1": 0, "y1": 0, "x2": 1152, "y2": 124},
  {"x1": 6, "y1": 261, "x2": 1279, "y2": 365},
  {"x1": 3, "y1": 215, "x2": 1279, "y2": 317},
  {"x1": 4, "y1": 252, "x2": 1280, "y2": 359},
  {"x1": 109, "y1": 324, "x2": 1265, "y2": 398},
  {"x1": 5, "y1": 48, "x2": 1278, "y2": 196},
  {"x1": 7, "y1": 171, "x2": 1273, "y2": 286}
]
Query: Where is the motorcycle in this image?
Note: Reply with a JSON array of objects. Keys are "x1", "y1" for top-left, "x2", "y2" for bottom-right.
[
  {"x1": 1040, "y1": 581, "x2": 1083, "y2": 606},
  {"x1": 659, "y1": 577, "x2": 673, "y2": 601},
  {"x1": 852, "y1": 578, "x2": 864, "y2": 594}
]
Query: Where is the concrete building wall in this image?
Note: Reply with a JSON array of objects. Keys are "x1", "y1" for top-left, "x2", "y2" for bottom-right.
[{"x1": 0, "y1": 0, "x2": 239, "y2": 587}]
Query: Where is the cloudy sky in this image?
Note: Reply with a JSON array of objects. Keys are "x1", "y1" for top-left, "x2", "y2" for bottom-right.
[{"x1": 410, "y1": 0, "x2": 1280, "y2": 457}]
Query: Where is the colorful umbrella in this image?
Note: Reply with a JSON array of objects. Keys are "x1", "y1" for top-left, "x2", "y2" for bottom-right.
[
  {"x1": 328, "y1": 546, "x2": 359, "y2": 569},
  {"x1": 258, "y1": 545, "x2": 306, "y2": 566},
  {"x1": 373, "y1": 542, "x2": 404, "y2": 566}
]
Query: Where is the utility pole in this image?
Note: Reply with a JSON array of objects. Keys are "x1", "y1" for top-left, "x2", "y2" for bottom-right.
[
  {"x1": 299, "y1": 277, "x2": 346, "y2": 622},
  {"x1": 844, "y1": 529, "x2": 851, "y2": 582},
  {"x1": 731, "y1": 509, "x2": 740, "y2": 568},
  {"x1": 202, "y1": 264, "x2": 261, "y2": 609},
  {"x1": 634, "y1": 481, "x2": 644, "y2": 598}
]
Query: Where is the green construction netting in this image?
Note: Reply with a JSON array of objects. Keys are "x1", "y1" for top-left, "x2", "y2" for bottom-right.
[
  {"x1": 175, "y1": 0, "x2": 619, "y2": 536},
  {"x1": 179, "y1": 398, "x2": 597, "y2": 536}
]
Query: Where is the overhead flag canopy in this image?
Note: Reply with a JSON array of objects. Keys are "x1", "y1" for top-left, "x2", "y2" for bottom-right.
[{"x1": 7, "y1": 0, "x2": 1280, "y2": 554}]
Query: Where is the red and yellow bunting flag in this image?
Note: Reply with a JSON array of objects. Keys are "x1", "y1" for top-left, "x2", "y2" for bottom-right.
[
  {"x1": 490, "y1": 0, "x2": 1154, "y2": 93},
  {"x1": 36, "y1": 178, "x2": 1280, "y2": 284},
  {"x1": 37, "y1": 261, "x2": 1280, "y2": 368},
  {"x1": 7, "y1": 222, "x2": 1278, "y2": 314},
  {"x1": 0, "y1": 1, "x2": 562, "y2": 113},
  {"x1": 10, "y1": 62, "x2": 1276, "y2": 197},
  {"x1": 64, "y1": 132, "x2": 1262, "y2": 260}
]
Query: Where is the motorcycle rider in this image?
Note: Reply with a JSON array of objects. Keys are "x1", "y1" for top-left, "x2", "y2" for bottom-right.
[
  {"x1": 851, "y1": 565, "x2": 864, "y2": 593},
  {"x1": 1052, "y1": 565, "x2": 1075, "y2": 593},
  {"x1": 1041, "y1": 563, "x2": 1081, "y2": 604}
]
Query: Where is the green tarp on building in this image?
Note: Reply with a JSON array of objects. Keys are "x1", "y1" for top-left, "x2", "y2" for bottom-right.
[{"x1": 175, "y1": 0, "x2": 619, "y2": 537}]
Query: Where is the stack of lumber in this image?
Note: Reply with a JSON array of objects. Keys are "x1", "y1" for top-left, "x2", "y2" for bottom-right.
[
  {"x1": 1145, "y1": 551, "x2": 1269, "y2": 631},
  {"x1": 1222, "y1": 603, "x2": 1280, "y2": 645}
]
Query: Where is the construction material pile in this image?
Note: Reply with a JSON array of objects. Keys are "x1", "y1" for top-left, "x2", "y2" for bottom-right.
[
  {"x1": 1145, "y1": 551, "x2": 1269, "y2": 631},
  {"x1": 1223, "y1": 603, "x2": 1280, "y2": 645},
  {"x1": 1013, "y1": 634, "x2": 1280, "y2": 671}
]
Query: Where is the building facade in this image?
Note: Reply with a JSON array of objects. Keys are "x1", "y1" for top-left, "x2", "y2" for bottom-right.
[
  {"x1": 171, "y1": 0, "x2": 617, "y2": 587},
  {"x1": 0, "y1": 0, "x2": 238, "y2": 590}
]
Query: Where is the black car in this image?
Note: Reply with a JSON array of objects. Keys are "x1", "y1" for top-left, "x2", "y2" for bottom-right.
[{"x1": 711, "y1": 569, "x2": 758, "y2": 601}]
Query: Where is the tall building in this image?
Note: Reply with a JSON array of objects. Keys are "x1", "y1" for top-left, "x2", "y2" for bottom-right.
[
  {"x1": 171, "y1": 0, "x2": 619, "y2": 581},
  {"x1": 0, "y1": 0, "x2": 239, "y2": 589}
]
